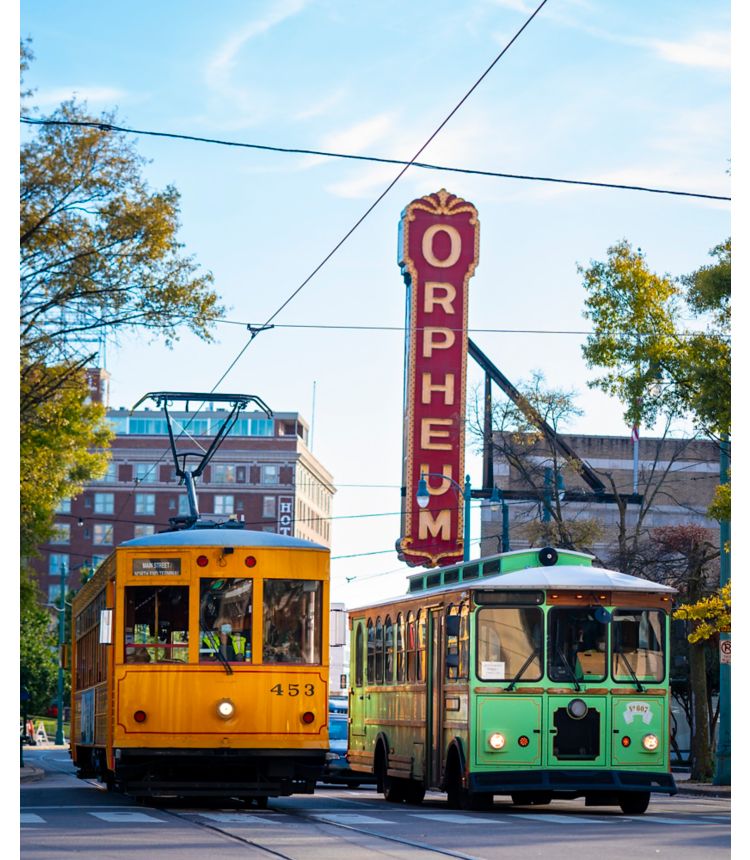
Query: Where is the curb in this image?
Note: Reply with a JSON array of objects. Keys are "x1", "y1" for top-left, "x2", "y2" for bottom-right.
[
  {"x1": 676, "y1": 784, "x2": 731, "y2": 798},
  {"x1": 20, "y1": 766, "x2": 44, "y2": 782}
]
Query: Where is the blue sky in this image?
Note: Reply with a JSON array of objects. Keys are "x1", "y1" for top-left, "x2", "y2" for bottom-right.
[{"x1": 16, "y1": 0, "x2": 734, "y2": 607}]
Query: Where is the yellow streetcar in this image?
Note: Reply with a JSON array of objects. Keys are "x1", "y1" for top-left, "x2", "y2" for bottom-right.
[{"x1": 69, "y1": 392, "x2": 331, "y2": 803}]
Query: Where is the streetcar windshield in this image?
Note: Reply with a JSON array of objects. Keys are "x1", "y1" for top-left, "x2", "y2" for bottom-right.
[
  {"x1": 612, "y1": 609, "x2": 666, "y2": 683},
  {"x1": 476, "y1": 607, "x2": 543, "y2": 682},
  {"x1": 199, "y1": 578, "x2": 253, "y2": 663},
  {"x1": 124, "y1": 586, "x2": 189, "y2": 663},
  {"x1": 548, "y1": 608, "x2": 607, "y2": 682},
  {"x1": 263, "y1": 579, "x2": 322, "y2": 664}
]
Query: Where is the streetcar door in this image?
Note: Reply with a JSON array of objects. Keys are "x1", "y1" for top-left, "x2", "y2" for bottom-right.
[
  {"x1": 426, "y1": 607, "x2": 444, "y2": 787},
  {"x1": 349, "y1": 620, "x2": 366, "y2": 738}
]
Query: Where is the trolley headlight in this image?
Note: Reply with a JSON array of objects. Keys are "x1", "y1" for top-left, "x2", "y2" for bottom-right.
[
  {"x1": 488, "y1": 732, "x2": 506, "y2": 750},
  {"x1": 217, "y1": 698, "x2": 235, "y2": 720},
  {"x1": 642, "y1": 733, "x2": 659, "y2": 751},
  {"x1": 567, "y1": 698, "x2": 588, "y2": 720}
]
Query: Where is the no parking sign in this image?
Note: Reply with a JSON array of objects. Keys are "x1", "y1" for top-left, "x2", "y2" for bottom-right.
[{"x1": 720, "y1": 639, "x2": 731, "y2": 664}]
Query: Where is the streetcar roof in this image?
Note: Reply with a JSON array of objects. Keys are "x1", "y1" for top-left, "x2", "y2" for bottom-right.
[
  {"x1": 120, "y1": 529, "x2": 327, "y2": 551},
  {"x1": 350, "y1": 564, "x2": 675, "y2": 612}
]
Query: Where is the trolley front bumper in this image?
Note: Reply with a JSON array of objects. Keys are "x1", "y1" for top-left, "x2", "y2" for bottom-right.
[{"x1": 469, "y1": 769, "x2": 677, "y2": 797}]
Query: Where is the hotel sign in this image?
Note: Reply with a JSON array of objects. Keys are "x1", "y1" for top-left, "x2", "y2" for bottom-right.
[{"x1": 396, "y1": 190, "x2": 479, "y2": 567}]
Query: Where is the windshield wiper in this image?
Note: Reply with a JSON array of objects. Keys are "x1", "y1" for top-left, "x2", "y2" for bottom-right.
[
  {"x1": 616, "y1": 650, "x2": 644, "y2": 693},
  {"x1": 556, "y1": 647, "x2": 581, "y2": 692},
  {"x1": 506, "y1": 649, "x2": 539, "y2": 692},
  {"x1": 201, "y1": 626, "x2": 233, "y2": 675}
]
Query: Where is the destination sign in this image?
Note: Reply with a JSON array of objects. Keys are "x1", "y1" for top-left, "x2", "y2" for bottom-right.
[{"x1": 132, "y1": 558, "x2": 182, "y2": 576}]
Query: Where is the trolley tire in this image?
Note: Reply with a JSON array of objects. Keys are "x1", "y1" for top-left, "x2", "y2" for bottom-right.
[
  {"x1": 255, "y1": 796, "x2": 268, "y2": 809},
  {"x1": 619, "y1": 792, "x2": 650, "y2": 815},
  {"x1": 511, "y1": 792, "x2": 552, "y2": 806},
  {"x1": 383, "y1": 776, "x2": 408, "y2": 803}
]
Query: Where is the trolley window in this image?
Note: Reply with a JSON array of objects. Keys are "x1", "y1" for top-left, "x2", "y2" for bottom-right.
[
  {"x1": 354, "y1": 624, "x2": 364, "y2": 687},
  {"x1": 375, "y1": 617, "x2": 384, "y2": 683},
  {"x1": 548, "y1": 608, "x2": 607, "y2": 683},
  {"x1": 262, "y1": 579, "x2": 322, "y2": 664},
  {"x1": 396, "y1": 613, "x2": 405, "y2": 683},
  {"x1": 384, "y1": 616, "x2": 394, "y2": 683},
  {"x1": 199, "y1": 578, "x2": 252, "y2": 663},
  {"x1": 477, "y1": 607, "x2": 543, "y2": 682},
  {"x1": 367, "y1": 619, "x2": 375, "y2": 682},
  {"x1": 124, "y1": 586, "x2": 189, "y2": 663},
  {"x1": 612, "y1": 609, "x2": 666, "y2": 684}
]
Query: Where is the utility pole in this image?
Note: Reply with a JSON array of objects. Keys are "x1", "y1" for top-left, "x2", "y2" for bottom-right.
[{"x1": 714, "y1": 436, "x2": 731, "y2": 785}]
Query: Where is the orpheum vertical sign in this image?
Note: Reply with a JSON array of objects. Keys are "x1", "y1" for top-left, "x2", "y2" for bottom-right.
[{"x1": 396, "y1": 189, "x2": 479, "y2": 568}]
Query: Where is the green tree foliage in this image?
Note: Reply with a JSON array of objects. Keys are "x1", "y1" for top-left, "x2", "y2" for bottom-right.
[
  {"x1": 20, "y1": 571, "x2": 58, "y2": 714},
  {"x1": 21, "y1": 364, "x2": 112, "y2": 557},
  {"x1": 579, "y1": 239, "x2": 730, "y2": 437}
]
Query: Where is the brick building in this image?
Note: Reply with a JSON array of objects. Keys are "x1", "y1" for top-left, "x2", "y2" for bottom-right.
[
  {"x1": 33, "y1": 371, "x2": 335, "y2": 603},
  {"x1": 480, "y1": 432, "x2": 722, "y2": 563}
]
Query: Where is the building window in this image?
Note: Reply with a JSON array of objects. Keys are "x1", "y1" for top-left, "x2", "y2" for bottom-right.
[
  {"x1": 49, "y1": 553, "x2": 69, "y2": 576},
  {"x1": 48, "y1": 585, "x2": 61, "y2": 604},
  {"x1": 262, "y1": 496, "x2": 276, "y2": 518},
  {"x1": 100, "y1": 462, "x2": 117, "y2": 483},
  {"x1": 135, "y1": 493, "x2": 156, "y2": 515},
  {"x1": 93, "y1": 523, "x2": 114, "y2": 545},
  {"x1": 178, "y1": 495, "x2": 191, "y2": 516},
  {"x1": 212, "y1": 464, "x2": 237, "y2": 483},
  {"x1": 94, "y1": 492, "x2": 115, "y2": 514},
  {"x1": 91, "y1": 555, "x2": 106, "y2": 571},
  {"x1": 261, "y1": 464, "x2": 279, "y2": 485},
  {"x1": 134, "y1": 463, "x2": 156, "y2": 483},
  {"x1": 55, "y1": 498, "x2": 72, "y2": 514},
  {"x1": 133, "y1": 524, "x2": 155, "y2": 538},
  {"x1": 50, "y1": 523, "x2": 70, "y2": 544},
  {"x1": 214, "y1": 495, "x2": 234, "y2": 515}
]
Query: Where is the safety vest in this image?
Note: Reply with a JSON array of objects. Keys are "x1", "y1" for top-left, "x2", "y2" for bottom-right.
[{"x1": 202, "y1": 631, "x2": 249, "y2": 660}]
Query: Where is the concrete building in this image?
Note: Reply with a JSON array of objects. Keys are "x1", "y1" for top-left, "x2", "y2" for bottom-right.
[
  {"x1": 480, "y1": 432, "x2": 722, "y2": 563},
  {"x1": 33, "y1": 370, "x2": 335, "y2": 602}
]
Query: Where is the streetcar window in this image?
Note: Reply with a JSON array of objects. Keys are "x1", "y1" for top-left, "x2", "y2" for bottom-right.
[
  {"x1": 548, "y1": 608, "x2": 607, "y2": 683},
  {"x1": 459, "y1": 603, "x2": 470, "y2": 679},
  {"x1": 476, "y1": 607, "x2": 543, "y2": 682},
  {"x1": 396, "y1": 613, "x2": 405, "y2": 683},
  {"x1": 406, "y1": 612, "x2": 416, "y2": 682},
  {"x1": 417, "y1": 610, "x2": 426, "y2": 682},
  {"x1": 446, "y1": 605, "x2": 459, "y2": 680},
  {"x1": 124, "y1": 586, "x2": 189, "y2": 663},
  {"x1": 367, "y1": 619, "x2": 375, "y2": 682},
  {"x1": 384, "y1": 616, "x2": 394, "y2": 683},
  {"x1": 199, "y1": 578, "x2": 253, "y2": 663},
  {"x1": 354, "y1": 624, "x2": 364, "y2": 687},
  {"x1": 375, "y1": 617, "x2": 384, "y2": 683},
  {"x1": 612, "y1": 609, "x2": 666, "y2": 684},
  {"x1": 263, "y1": 579, "x2": 322, "y2": 664}
]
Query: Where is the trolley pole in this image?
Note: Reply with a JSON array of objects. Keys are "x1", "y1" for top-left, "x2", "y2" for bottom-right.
[
  {"x1": 714, "y1": 436, "x2": 731, "y2": 785},
  {"x1": 463, "y1": 474, "x2": 472, "y2": 562},
  {"x1": 55, "y1": 562, "x2": 67, "y2": 746}
]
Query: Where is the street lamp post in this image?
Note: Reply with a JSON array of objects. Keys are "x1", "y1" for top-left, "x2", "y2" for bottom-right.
[
  {"x1": 55, "y1": 562, "x2": 67, "y2": 746},
  {"x1": 416, "y1": 473, "x2": 500, "y2": 562}
]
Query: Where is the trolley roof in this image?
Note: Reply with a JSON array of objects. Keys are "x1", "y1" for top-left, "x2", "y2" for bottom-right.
[
  {"x1": 350, "y1": 563, "x2": 675, "y2": 613},
  {"x1": 120, "y1": 529, "x2": 327, "y2": 551}
]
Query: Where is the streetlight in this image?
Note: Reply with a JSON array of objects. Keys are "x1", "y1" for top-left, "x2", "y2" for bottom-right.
[
  {"x1": 416, "y1": 473, "x2": 500, "y2": 562},
  {"x1": 55, "y1": 562, "x2": 67, "y2": 745}
]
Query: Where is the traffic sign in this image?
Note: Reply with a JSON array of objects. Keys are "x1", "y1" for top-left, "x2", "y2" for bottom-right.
[{"x1": 720, "y1": 639, "x2": 731, "y2": 664}]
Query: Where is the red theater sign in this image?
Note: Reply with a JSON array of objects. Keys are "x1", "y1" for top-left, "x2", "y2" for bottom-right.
[{"x1": 396, "y1": 189, "x2": 479, "y2": 568}]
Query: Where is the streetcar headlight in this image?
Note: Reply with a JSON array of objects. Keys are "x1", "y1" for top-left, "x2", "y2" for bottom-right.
[
  {"x1": 567, "y1": 698, "x2": 588, "y2": 720},
  {"x1": 488, "y1": 732, "x2": 506, "y2": 750},
  {"x1": 217, "y1": 699, "x2": 235, "y2": 719},
  {"x1": 642, "y1": 733, "x2": 659, "y2": 751}
]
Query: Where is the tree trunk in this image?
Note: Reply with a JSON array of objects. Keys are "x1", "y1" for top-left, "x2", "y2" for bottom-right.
[{"x1": 689, "y1": 641, "x2": 713, "y2": 781}]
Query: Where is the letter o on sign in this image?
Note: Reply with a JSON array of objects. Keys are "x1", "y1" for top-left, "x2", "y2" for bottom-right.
[{"x1": 422, "y1": 224, "x2": 461, "y2": 268}]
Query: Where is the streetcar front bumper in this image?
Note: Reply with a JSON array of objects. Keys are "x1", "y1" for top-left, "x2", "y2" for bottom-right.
[{"x1": 468, "y1": 768, "x2": 677, "y2": 797}]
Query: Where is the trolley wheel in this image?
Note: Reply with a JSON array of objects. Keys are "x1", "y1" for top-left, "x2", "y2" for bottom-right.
[
  {"x1": 383, "y1": 775, "x2": 408, "y2": 803},
  {"x1": 619, "y1": 792, "x2": 650, "y2": 815},
  {"x1": 254, "y1": 796, "x2": 268, "y2": 810},
  {"x1": 511, "y1": 792, "x2": 552, "y2": 806}
]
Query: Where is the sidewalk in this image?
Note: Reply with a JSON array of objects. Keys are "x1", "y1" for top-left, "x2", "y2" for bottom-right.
[
  {"x1": 20, "y1": 742, "x2": 69, "y2": 782},
  {"x1": 673, "y1": 770, "x2": 731, "y2": 798}
]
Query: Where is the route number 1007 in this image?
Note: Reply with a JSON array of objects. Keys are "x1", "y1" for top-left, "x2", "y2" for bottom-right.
[{"x1": 270, "y1": 683, "x2": 315, "y2": 696}]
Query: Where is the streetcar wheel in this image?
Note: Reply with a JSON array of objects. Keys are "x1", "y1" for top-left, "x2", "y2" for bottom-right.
[
  {"x1": 445, "y1": 757, "x2": 462, "y2": 809},
  {"x1": 255, "y1": 796, "x2": 268, "y2": 809},
  {"x1": 383, "y1": 775, "x2": 408, "y2": 803},
  {"x1": 619, "y1": 792, "x2": 650, "y2": 815},
  {"x1": 511, "y1": 792, "x2": 552, "y2": 806}
]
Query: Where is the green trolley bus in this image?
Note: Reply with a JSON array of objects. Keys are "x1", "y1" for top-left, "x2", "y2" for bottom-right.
[{"x1": 346, "y1": 547, "x2": 677, "y2": 814}]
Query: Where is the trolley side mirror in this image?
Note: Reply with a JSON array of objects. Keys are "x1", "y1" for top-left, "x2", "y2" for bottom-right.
[{"x1": 99, "y1": 609, "x2": 113, "y2": 644}]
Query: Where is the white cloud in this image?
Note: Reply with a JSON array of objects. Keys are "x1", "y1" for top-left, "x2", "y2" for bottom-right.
[
  {"x1": 321, "y1": 113, "x2": 397, "y2": 155},
  {"x1": 647, "y1": 31, "x2": 730, "y2": 70},
  {"x1": 33, "y1": 86, "x2": 128, "y2": 108},
  {"x1": 205, "y1": 0, "x2": 310, "y2": 89},
  {"x1": 293, "y1": 88, "x2": 348, "y2": 122}
]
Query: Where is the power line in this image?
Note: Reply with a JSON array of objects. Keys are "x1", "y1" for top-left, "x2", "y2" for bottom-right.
[{"x1": 19, "y1": 122, "x2": 730, "y2": 203}]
